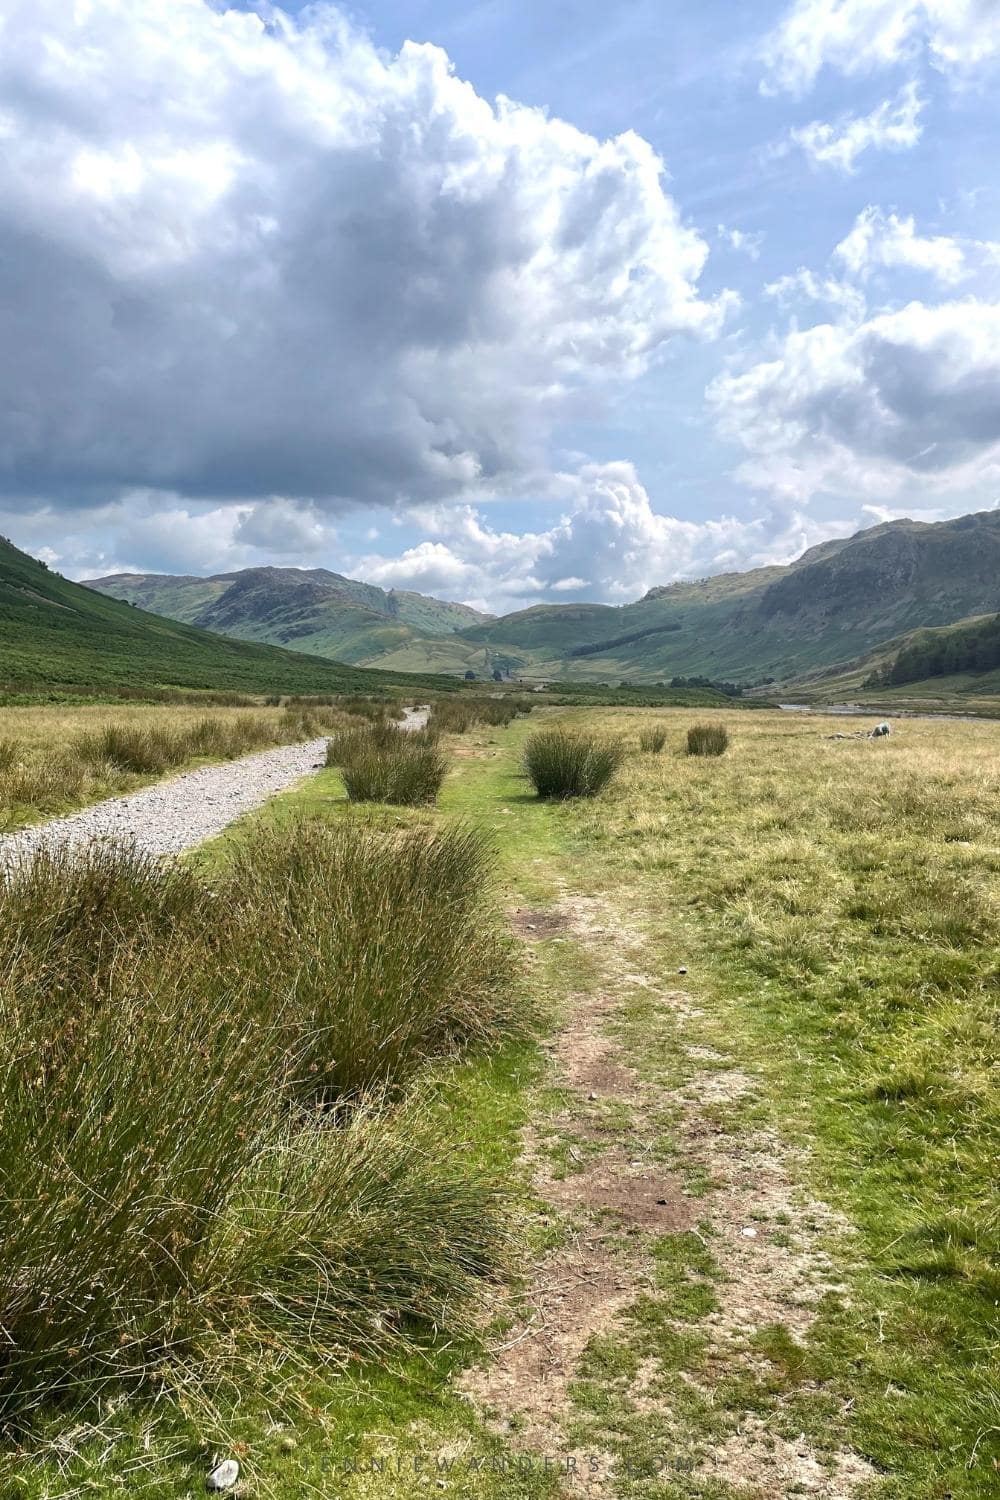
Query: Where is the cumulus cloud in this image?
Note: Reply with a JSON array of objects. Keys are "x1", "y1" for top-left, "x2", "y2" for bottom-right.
[
  {"x1": 233, "y1": 500, "x2": 335, "y2": 556},
  {"x1": 788, "y1": 83, "x2": 924, "y2": 173},
  {"x1": 762, "y1": 0, "x2": 1000, "y2": 95},
  {"x1": 834, "y1": 207, "x2": 967, "y2": 282},
  {"x1": 350, "y1": 463, "x2": 845, "y2": 610},
  {"x1": 708, "y1": 299, "x2": 1000, "y2": 502},
  {"x1": 718, "y1": 226, "x2": 766, "y2": 260},
  {"x1": 0, "y1": 0, "x2": 729, "y2": 517}
]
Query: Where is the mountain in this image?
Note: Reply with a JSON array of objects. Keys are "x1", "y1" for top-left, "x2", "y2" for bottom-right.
[
  {"x1": 85, "y1": 567, "x2": 491, "y2": 666},
  {"x1": 362, "y1": 510, "x2": 1000, "y2": 684},
  {"x1": 81, "y1": 511, "x2": 1000, "y2": 689},
  {"x1": 0, "y1": 539, "x2": 450, "y2": 698}
]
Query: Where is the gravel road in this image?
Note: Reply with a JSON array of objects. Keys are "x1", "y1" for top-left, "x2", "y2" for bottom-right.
[{"x1": 0, "y1": 738, "x2": 329, "y2": 864}]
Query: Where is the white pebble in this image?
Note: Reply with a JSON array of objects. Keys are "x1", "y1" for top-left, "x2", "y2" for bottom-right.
[{"x1": 206, "y1": 1457, "x2": 240, "y2": 1491}]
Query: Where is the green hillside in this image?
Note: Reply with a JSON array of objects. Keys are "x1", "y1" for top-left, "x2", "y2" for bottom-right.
[
  {"x1": 86, "y1": 566, "x2": 490, "y2": 666},
  {"x1": 0, "y1": 539, "x2": 451, "y2": 698},
  {"x1": 775, "y1": 611, "x2": 1000, "y2": 715}
]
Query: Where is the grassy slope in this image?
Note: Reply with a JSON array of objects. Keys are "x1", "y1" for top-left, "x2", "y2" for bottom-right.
[
  {"x1": 0, "y1": 540, "x2": 451, "y2": 697},
  {"x1": 779, "y1": 613, "x2": 1000, "y2": 714},
  {"x1": 20, "y1": 709, "x2": 998, "y2": 1497}
]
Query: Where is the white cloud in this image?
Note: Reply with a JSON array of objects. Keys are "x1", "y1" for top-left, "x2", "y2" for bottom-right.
[
  {"x1": 764, "y1": 269, "x2": 868, "y2": 322},
  {"x1": 350, "y1": 462, "x2": 844, "y2": 611},
  {"x1": 718, "y1": 225, "x2": 765, "y2": 260},
  {"x1": 708, "y1": 298, "x2": 1000, "y2": 502},
  {"x1": 0, "y1": 0, "x2": 730, "y2": 515},
  {"x1": 233, "y1": 500, "x2": 334, "y2": 556},
  {"x1": 762, "y1": 0, "x2": 1000, "y2": 95},
  {"x1": 834, "y1": 207, "x2": 967, "y2": 282},
  {"x1": 788, "y1": 83, "x2": 924, "y2": 173}
]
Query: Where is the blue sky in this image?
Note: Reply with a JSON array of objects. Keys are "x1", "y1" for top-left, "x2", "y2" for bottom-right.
[{"x1": 2, "y1": 0, "x2": 1000, "y2": 611}]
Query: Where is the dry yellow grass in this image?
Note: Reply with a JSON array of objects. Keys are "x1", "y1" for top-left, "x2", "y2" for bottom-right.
[
  {"x1": 0, "y1": 702, "x2": 286, "y2": 754},
  {"x1": 0, "y1": 703, "x2": 351, "y2": 830}
]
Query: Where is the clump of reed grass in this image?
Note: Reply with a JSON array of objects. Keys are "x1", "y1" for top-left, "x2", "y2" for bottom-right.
[
  {"x1": 428, "y1": 697, "x2": 532, "y2": 735},
  {"x1": 327, "y1": 721, "x2": 445, "y2": 804},
  {"x1": 524, "y1": 728, "x2": 623, "y2": 798},
  {"x1": 686, "y1": 723, "x2": 729, "y2": 757},
  {"x1": 0, "y1": 815, "x2": 518, "y2": 1421},
  {"x1": 639, "y1": 725, "x2": 668, "y2": 753},
  {"x1": 341, "y1": 741, "x2": 447, "y2": 805},
  {"x1": 223, "y1": 817, "x2": 520, "y2": 1098}
]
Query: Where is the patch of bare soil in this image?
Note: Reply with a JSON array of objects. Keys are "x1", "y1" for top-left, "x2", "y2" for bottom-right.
[
  {"x1": 459, "y1": 891, "x2": 876, "y2": 1496},
  {"x1": 510, "y1": 907, "x2": 571, "y2": 940},
  {"x1": 695, "y1": 1417, "x2": 877, "y2": 1499}
]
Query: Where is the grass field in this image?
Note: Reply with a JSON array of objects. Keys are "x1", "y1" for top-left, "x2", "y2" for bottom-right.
[{"x1": 6, "y1": 707, "x2": 998, "y2": 1498}]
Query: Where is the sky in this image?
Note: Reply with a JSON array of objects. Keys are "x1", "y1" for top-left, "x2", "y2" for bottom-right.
[{"x1": 2, "y1": 0, "x2": 1000, "y2": 614}]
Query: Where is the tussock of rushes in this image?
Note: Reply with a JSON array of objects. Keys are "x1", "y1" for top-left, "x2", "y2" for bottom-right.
[
  {"x1": 524, "y1": 728, "x2": 623, "y2": 799},
  {"x1": 224, "y1": 818, "x2": 520, "y2": 1098},
  {"x1": 328, "y1": 722, "x2": 446, "y2": 805},
  {"x1": 429, "y1": 697, "x2": 533, "y2": 734},
  {"x1": 0, "y1": 817, "x2": 519, "y2": 1419},
  {"x1": 638, "y1": 725, "x2": 668, "y2": 753},
  {"x1": 686, "y1": 722, "x2": 729, "y2": 756},
  {"x1": 342, "y1": 744, "x2": 447, "y2": 805}
]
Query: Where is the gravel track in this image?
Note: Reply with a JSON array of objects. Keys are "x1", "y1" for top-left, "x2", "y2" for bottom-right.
[{"x1": 0, "y1": 738, "x2": 329, "y2": 864}]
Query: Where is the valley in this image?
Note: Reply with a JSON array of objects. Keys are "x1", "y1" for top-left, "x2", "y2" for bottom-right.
[{"x1": 84, "y1": 512, "x2": 1000, "y2": 706}]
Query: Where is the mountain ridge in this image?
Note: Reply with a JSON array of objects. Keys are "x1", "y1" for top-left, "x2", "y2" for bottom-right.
[
  {"x1": 83, "y1": 510, "x2": 1000, "y2": 686},
  {"x1": 85, "y1": 566, "x2": 491, "y2": 667}
]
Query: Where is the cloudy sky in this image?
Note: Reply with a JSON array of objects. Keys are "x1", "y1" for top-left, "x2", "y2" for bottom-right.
[{"x1": 3, "y1": 0, "x2": 1000, "y2": 613}]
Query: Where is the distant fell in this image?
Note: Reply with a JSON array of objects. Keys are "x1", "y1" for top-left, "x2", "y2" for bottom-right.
[
  {"x1": 83, "y1": 511, "x2": 1000, "y2": 690},
  {"x1": 86, "y1": 566, "x2": 491, "y2": 666}
]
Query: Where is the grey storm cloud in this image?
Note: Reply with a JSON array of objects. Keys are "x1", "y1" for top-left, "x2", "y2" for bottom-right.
[
  {"x1": 708, "y1": 299, "x2": 1000, "y2": 502},
  {"x1": 0, "y1": 0, "x2": 730, "y2": 514}
]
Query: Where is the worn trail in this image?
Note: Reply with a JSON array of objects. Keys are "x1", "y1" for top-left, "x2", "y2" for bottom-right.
[{"x1": 462, "y1": 891, "x2": 875, "y2": 1497}]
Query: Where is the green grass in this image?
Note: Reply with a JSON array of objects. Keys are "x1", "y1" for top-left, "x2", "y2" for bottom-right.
[
  {"x1": 563, "y1": 707, "x2": 1000, "y2": 1496},
  {"x1": 0, "y1": 815, "x2": 522, "y2": 1443},
  {"x1": 8, "y1": 706, "x2": 999, "y2": 1497},
  {"x1": 331, "y1": 723, "x2": 448, "y2": 805}
]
